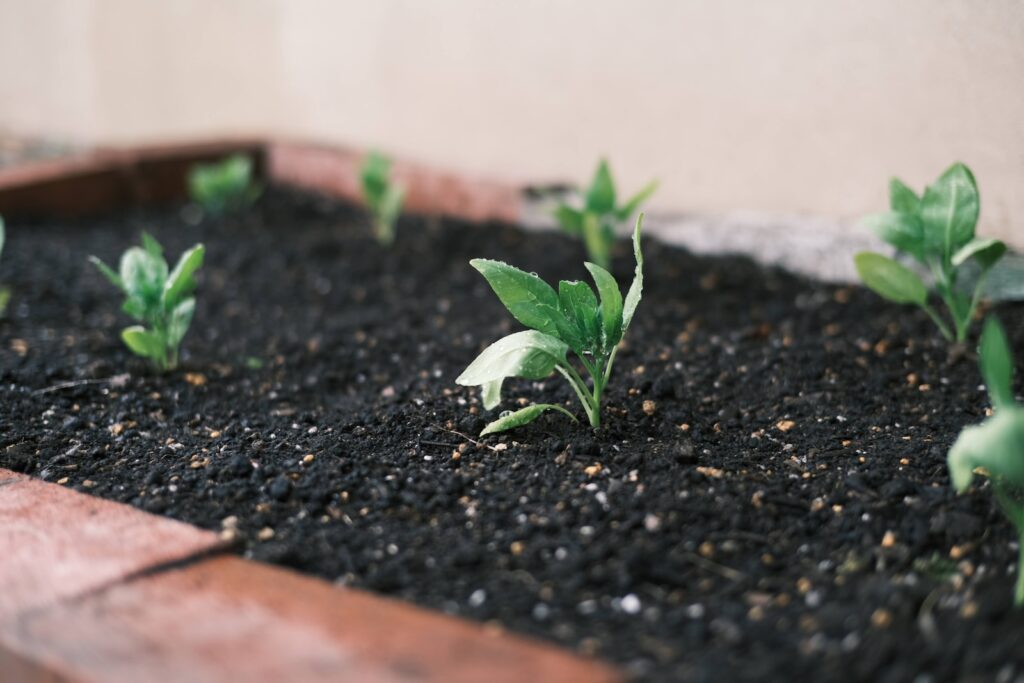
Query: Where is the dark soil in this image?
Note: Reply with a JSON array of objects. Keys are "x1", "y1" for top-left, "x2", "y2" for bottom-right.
[{"x1": 2, "y1": 187, "x2": 1023, "y2": 682}]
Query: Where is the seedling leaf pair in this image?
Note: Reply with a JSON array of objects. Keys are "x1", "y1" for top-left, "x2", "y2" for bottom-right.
[
  {"x1": 188, "y1": 155, "x2": 260, "y2": 214},
  {"x1": 457, "y1": 216, "x2": 645, "y2": 434},
  {"x1": 947, "y1": 318, "x2": 1024, "y2": 605},
  {"x1": 855, "y1": 163, "x2": 1007, "y2": 342},
  {"x1": 553, "y1": 160, "x2": 656, "y2": 269},
  {"x1": 90, "y1": 233, "x2": 205, "y2": 371},
  {"x1": 360, "y1": 152, "x2": 406, "y2": 246}
]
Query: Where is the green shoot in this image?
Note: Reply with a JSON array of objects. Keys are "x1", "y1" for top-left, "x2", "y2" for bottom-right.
[
  {"x1": 948, "y1": 317, "x2": 1024, "y2": 605},
  {"x1": 90, "y1": 233, "x2": 205, "y2": 372},
  {"x1": 188, "y1": 154, "x2": 260, "y2": 214},
  {"x1": 360, "y1": 151, "x2": 406, "y2": 246},
  {"x1": 553, "y1": 159, "x2": 657, "y2": 269},
  {"x1": 457, "y1": 215, "x2": 645, "y2": 435},
  {"x1": 855, "y1": 163, "x2": 1006, "y2": 343}
]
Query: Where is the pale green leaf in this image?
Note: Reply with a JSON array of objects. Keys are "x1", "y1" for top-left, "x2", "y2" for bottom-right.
[
  {"x1": 616, "y1": 180, "x2": 658, "y2": 221},
  {"x1": 854, "y1": 252, "x2": 928, "y2": 305},
  {"x1": 121, "y1": 326, "x2": 166, "y2": 361},
  {"x1": 481, "y1": 379, "x2": 503, "y2": 410},
  {"x1": 622, "y1": 215, "x2": 645, "y2": 332},
  {"x1": 480, "y1": 403, "x2": 578, "y2": 436},
  {"x1": 948, "y1": 407, "x2": 1024, "y2": 492},
  {"x1": 581, "y1": 211, "x2": 612, "y2": 270},
  {"x1": 553, "y1": 205, "x2": 583, "y2": 236},
  {"x1": 920, "y1": 162, "x2": 979, "y2": 259},
  {"x1": 980, "y1": 317, "x2": 1015, "y2": 408},
  {"x1": 167, "y1": 298, "x2": 195, "y2": 347},
  {"x1": 951, "y1": 237, "x2": 1007, "y2": 273},
  {"x1": 585, "y1": 159, "x2": 616, "y2": 214},
  {"x1": 89, "y1": 256, "x2": 124, "y2": 290},
  {"x1": 119, "y1": 246, "x2": 167, "y2": 302},
  {"x1": 163, "y1": 243, "x2": 204, "y2": 307},
  {"x1": 889, "y1": 177, "x2": 920, "y2": 214},
  {"x1": 863, "y1": 212, "x2": 925, "y2": 261},
  {"x1": 456, "y1": 330, "x2": 568, "y2": 393}
]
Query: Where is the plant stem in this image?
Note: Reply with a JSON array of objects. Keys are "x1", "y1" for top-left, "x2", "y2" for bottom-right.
[
  {"x1": 920, "y1": 302, "x2": 954, "y2": 342},
  {"x1": 1017, "y1": 536, "x2": 1024, "y2": 607},
  {"x1": 557, "y1": 364, "x2": 597, "y2": 427}
]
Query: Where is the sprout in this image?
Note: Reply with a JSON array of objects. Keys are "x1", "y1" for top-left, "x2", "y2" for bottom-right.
[
  {"x1": 855, "y1": 163, "x2": 1006, "y2": 343},
  {"x1": 457, "y1": 216, "x2": 645, "y2": 434},
  {"x1": 90, "y1": 233, "x2": 204, "y2": 371}
]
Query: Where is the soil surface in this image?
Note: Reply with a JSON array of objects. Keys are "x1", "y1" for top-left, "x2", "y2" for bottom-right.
[{"x1": 2, "y1": 187, "x2": 1023, "y2": 682}]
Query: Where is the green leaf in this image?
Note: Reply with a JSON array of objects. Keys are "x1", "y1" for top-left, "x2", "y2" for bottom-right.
[
  {"x1": 553, "y1": 205, "x2": 583, "y2": 236},
  {"x1": 854, "y1": 252, "x2": 928, "y2": 305},
  {"x1": 980, "y1": 317, "x2": 1015, "y2": 408},
  {"x1": 121, "y1": 326, "x2": 166, "y2": 362},
  {"x1": 167, "y1": 298, "x2": 195, "y2": 347},
  {"x1": 481, "y1": 379, "x2": 503, "y2": 410},
  {"x1": 0, "y1": 286, "x2": 9, "y2": 316},
  {"x1": 163, "y1": 244, "x2": 204, "y2": 307},
  {"x1": 622, "y1": 215, "x2": 645, "y2": 332},
  {"x1": 480, "y1": 403, "x2": 578, "y2": 436},
  {"x1": 948, "y1": 406, "x2": 1024, "y2": 492},
  {"x1": 616, "y1": 180, "x2": 658, "y2": 221},
  {"x1": 558, "y1": 279, "x2": 601, "y2": 352},
  {"x1": 456, "y1": 330, "x2": 569, "y2": 408},
  {"x1": 889, "y1": 177, "x2": 920, "y2": 214},
  {"x1": 470, "y1": 259, "x2": 564, "y2": 337},
  {"x1": 89, "y1": 256, "x2": 124, "y2": 290},
  {"x1": 361, "y1": 151, "x2": 391, "y2": 204},
  {"x1": 584, "y1": 261, "x2": 623, "y2": 350},
  {"x1": 585, "y1": 160, "x2": 616, "y2": 214},
  {"x1": 119, "y1": 246, "x2": 167, "y2": 302},
  {"x1": 952, "y1": 237, "x2": 1007, "y2": 273},
  {"x1": 581, "y1": 212, "x2": 612, "y2": 270},
  {"x1": 863, "y1": 212, "x2": 925, "y2": 261},
  {"x1": 141, "y1": 232, "x2": 163, "y2": 259},
  {"x1": 920, "y1": 162, "x2": 979, "y2": 260}
]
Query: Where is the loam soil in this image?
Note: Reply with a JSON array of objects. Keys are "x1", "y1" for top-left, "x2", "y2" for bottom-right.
[{"x1": 2, "y1": 187, "x2": 1023, "y2": 682}]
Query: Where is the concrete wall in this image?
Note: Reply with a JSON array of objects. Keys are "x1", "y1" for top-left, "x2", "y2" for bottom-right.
[{"x1": 1, "y1": 0, "x2": 1022, "y2": 245}]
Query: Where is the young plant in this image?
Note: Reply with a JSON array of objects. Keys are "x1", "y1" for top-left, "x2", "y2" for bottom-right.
[
  {"x1": 188, "y1": 154, "x2": 260, "y2": 214},
  {"x1": 948, "y1": 317, "x2": 1024, "y2": 605},
  {"x1": 89, "y1": 233, "x2": 205, "y2": 372},
  {"x1": 360, "y1": 151, "x2": 406, "y2": 246},
  {"x1": 456, "y1": 216, "x2": 645, "y2": 435},
  {"x1": 854, "y1": 162, "x2": 1006, "y2": 343},
  {"x1": 553, "y1": 159, "x2": 657, "y2": 270},
  {"x1": 0, "y1": 216, "x2": 9, "y2": 316}
]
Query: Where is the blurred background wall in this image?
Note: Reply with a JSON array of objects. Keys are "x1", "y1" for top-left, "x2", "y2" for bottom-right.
[{"x1": 1, "y1": 0, "x2": 1022, "y2": 245}]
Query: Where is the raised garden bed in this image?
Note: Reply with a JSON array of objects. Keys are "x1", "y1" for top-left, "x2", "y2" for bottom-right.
[{"x1": 2, "y1": 146, "x2": 1023, "y2": 681}]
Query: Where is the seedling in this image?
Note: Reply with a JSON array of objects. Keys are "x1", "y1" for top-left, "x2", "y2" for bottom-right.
[
  {"x1": 948, "y1": 317, "x2": 1024, "y2": 605},
  {"x1": 360, "y1": 151, "x2": 406, "y2": 246},
  {"x1": 457, "y1": 215, "x2": 645, "y2": 435},
  {"x1": 90, "y1": 233, "x2": 205, "y2": 371},
  {"x1": 553, "y1": 159, "x2": 657, "y2": 269},
  {"x1": 0, "y1": 216, "x2": 9, "y2": 316},
  {"x1": 854, "y1": 162, "x2": 1006, "y2": 342},
  {"x1": 188, "y1": 154, "x2": 260, "y2": 214}
]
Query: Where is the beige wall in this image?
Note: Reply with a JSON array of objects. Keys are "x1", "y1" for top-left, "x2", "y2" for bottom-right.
[{"x1": 1, "y1": 0, "x2": 1023, "y2": 245}]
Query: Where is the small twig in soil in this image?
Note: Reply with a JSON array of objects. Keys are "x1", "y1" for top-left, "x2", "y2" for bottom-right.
[
  {"x1": 430, "y1": 424, "x2": 500, "y2": 452},
  {"x1": 681, "y1": 551, "x2": 747, "y2": 582},
  {"x1": 34, "y1": 374, "x2": 131, "y2": 395},
  {"x1": 419, "y1": 440, "x2": 460, "y2": 449}
]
